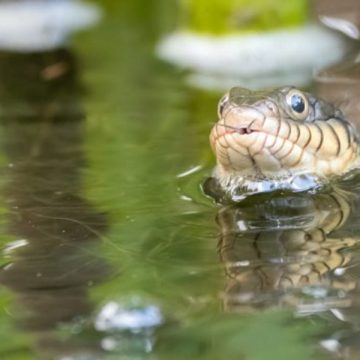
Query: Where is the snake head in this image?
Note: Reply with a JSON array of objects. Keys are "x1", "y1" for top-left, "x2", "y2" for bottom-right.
[{"x1": 210, "y1": 86, "x2": 359, "y2": 189}]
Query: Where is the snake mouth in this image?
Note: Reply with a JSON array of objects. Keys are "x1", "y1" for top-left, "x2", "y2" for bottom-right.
[{"x1": 216, "y1": 123, "x2": 258, "y2": 135}]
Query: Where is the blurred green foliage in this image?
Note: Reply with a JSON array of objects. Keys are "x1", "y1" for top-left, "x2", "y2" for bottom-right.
[
  {"x1": 180, "y1": 0, "x2": 309, "y2": 34},
  {"x1": 157, "y1": 311, "x2": 323, "y2": 360}
]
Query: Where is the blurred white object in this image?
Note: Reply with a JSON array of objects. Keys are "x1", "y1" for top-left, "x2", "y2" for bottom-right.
[
  {"x1": 157, "y1": 25, "x2": 348, "y2": 90},
  {"x1": 0, "y1": 0, "x2": 101, "y2": 52},
  {"x1": 320, "y1": 16, "x2": 360, "y2": 40},
  {"x1": 95, "y1": 301, "x2": 163, "y2": 332},
  {"x1": 320, "y1": 339, "x2": 341, "y2": 353}
]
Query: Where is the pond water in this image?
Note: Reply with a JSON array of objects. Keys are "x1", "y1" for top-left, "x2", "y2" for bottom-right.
[{"x1": 0, "y1": 1, "x2": 360, "y2": 359}]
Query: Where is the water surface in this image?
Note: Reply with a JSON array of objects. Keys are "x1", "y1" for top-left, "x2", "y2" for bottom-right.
[{"x1": 0, "y1": 2, "x2": 359, "y2": 360}]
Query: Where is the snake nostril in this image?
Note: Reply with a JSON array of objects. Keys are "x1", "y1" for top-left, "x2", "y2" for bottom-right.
[
  {"x1": 219, "y1": 102, "x2": 225, "y2": 116},
  {"x1": 218, "y1": 94, "x2": 229, "y2": 118},
  {"x1": 267, "y1": 102, "x2": 275, "y2": 112}
]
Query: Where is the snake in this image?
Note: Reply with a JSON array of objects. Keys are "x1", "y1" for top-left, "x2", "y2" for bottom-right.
[{"x1": 210, "y1": 86, "x2": 360, "y2": 196}]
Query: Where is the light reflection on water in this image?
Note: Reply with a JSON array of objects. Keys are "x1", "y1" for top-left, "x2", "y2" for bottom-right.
[{"x1": 0, "y1": 49, "x2": 111, "y2": 359}]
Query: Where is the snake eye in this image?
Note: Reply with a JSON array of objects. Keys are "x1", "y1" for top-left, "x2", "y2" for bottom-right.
[
  {"x1": 286, "y1": 89, "x2": 309, "y2": 120},
  {"x1": 290, "y1": 94, "x2": 305, "y2": 113}
]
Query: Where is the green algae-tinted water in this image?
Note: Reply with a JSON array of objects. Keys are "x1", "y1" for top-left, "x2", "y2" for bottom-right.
[{"x1": 0, "y1": 2, "x2": 359, "y2": 359}]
